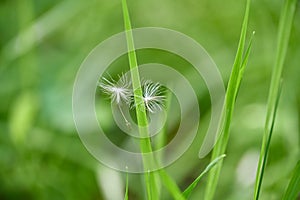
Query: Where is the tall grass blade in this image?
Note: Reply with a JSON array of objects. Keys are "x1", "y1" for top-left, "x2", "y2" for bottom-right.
[
  {"x1": 122, "y1": 5, "x2": 184, "y2": 197},
  {"x1": 183, "y1": 155, "x2": 226, "y2": 199},
  {"x1": 254, "y1": 80, "x2": 282, "y2": 199},
  {"x1": 282, "y1": 161, "x2": 300, "y2": 200},
  {"x1": 253, "y1": 0, "x2": 297, "y2": 199},
  {"x1": 124, "y1": 168, "x2": 129, "y2": 200},
  {"x1": 121, "y1": 0, "x2": 158, "y2": 199},
  {"x1": 204, "y1": 0, "x2": 252, "y2": 199},
  {"x1": 236, "y1": 31, "x2": 255, "y2": 97}
]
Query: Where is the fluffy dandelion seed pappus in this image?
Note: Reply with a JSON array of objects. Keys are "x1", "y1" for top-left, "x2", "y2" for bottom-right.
[
  {"x1": 98, "y1": 75, "x2": 132, "y2": 105},
  {"x1": 140, "y1": 80, "x2": 165, "y2": 113},
  {"x1": 98, "y1": 74, "x2": 132, "y2": 128}
]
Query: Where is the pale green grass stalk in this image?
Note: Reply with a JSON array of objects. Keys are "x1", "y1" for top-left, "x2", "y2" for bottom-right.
[
  {"x1": 124, "y1": 169, "x2": 129, "y2": 200},
  {"x1": 204, "y1": 0, "x2": 252, "y2": 199},
  {"x1": 253, "y1": 0, "x2": 297, "y2": 199},
  {"x1": 282, "y1": 161, "x2": 300, "y2": 200},
  {"x1": 253, "y1": 80, "x2": 282, "y2": 200},
  {"x1": 121, "y1": 0, "x2": 158, "y2": 199}
]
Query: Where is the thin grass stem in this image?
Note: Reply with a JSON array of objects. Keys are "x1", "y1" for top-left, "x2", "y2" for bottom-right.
[
  {"x1": 204, "y1": 0, "x2": 252, "y2": 199},
  {"x1": 253, "y1": 0, "x2": 297, "y2": 199},
  {"x1": 121, "y1": 0, "x2": 158, "y2": 199}
]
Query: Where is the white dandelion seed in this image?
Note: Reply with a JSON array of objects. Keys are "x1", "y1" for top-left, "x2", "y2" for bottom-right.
[
  {"x1": 98, "y1": 74, "x2": 132, "y2": 127},
  {"x1": 98, "y1": 74, "x2": 132, "y2": 105},
  {"x1": 134, "y1": 80, "x2": 165, "y2": 113}
]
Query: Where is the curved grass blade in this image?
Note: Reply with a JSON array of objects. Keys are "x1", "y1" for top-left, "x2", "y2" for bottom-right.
[
  {"x1": 204, "y1": 0, "x2": 252, "y2": 199},
  {"x1": 183, "y1": 155, "x2": 226, "y2": 199},
  {"x1": 121, "y1": 0, "x2": 158, "y2": 199},
  {"x1": 253, "y1": 0, "x2": 297, "y2": 199},
  {"x1": 282, "y1": 161, "x2": 300, "y2": 200}
]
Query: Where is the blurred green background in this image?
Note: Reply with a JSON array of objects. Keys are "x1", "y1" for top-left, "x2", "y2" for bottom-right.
[{"x1": 0, "y1": 0, "x2": 299, "y2": 199}]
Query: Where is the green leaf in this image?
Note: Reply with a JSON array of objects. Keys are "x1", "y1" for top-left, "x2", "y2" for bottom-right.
[
  {"x1": 253, "y1": 79, "x2": 283, "y2": 200},
  {"x1": 183, "y1": 155, "x2": 226, "y2": 199},
  {"x1": 124, "y1": 169, "x2": 129, "y2": 200},
  {"x1": 235, "y1": 31, "x2": 255, "y2": 98},
  {"x1": 253, "y1": 0, "x2": 297, "y2": 199},
  {"x1": 282, "y1": 161, "x2": 300, "y2": 200},
  {"x1": 204, "y1": 0, "x2": 252, "y2": 199},
  {"x1": 121, "y1": 0, "x2": 158, "y2": 199}
]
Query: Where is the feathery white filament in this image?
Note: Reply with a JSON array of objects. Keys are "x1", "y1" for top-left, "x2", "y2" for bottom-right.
[
  {"x1": 98, "y1": 75, "x2": 165, "y2": 127},
  {"x1": 137, "y1": 80, "x2": 165, "y2": 113},
  {"x1": 98, "y1": 75, "x2": 132, "y2": 105},
  {"x1": 98, "y1": 75, "x2": 132, "y2": 127}
]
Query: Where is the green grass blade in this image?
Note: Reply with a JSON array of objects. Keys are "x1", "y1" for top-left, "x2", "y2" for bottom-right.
[
  {"x1": 204, "y1": 0, "x2": 251, "y2": 199},
  {"x1": 253, "y1": 0, "x2": 297, "y2": 199},
  {"x1": 254, "y1": 80, "x2": 283, "y2": 200},
  {"x1": 183, "y1": 155, "x2": 226, "y2": 199},
  {"x1": 121, "y1": 0, "x2": 158, "y2": 199},
  {"x1": 236, "y1": 31, "x2": 255, "y2": 98},
  {"x1": 124, "y1": 169, "x2": 129, "y2": 200},
  {"x1": 282, "y1": 161, "x2": 300, "y2": 200}
]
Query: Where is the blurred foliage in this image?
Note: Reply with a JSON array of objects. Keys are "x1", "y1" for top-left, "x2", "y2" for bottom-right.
[{"x1": 0, "y1": 0, "x2": 299, "y2": 200}]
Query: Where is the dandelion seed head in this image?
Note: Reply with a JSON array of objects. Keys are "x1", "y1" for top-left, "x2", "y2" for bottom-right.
[
  {"x1": 139, "y1": 80, "x2": 165, "y2": 113},
  {"x1": 98, "y1": 74, "x2": 132, "y2": 105},
  {"x1": 99, "y1": 74, "x2": 165, "y2": 115}
]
